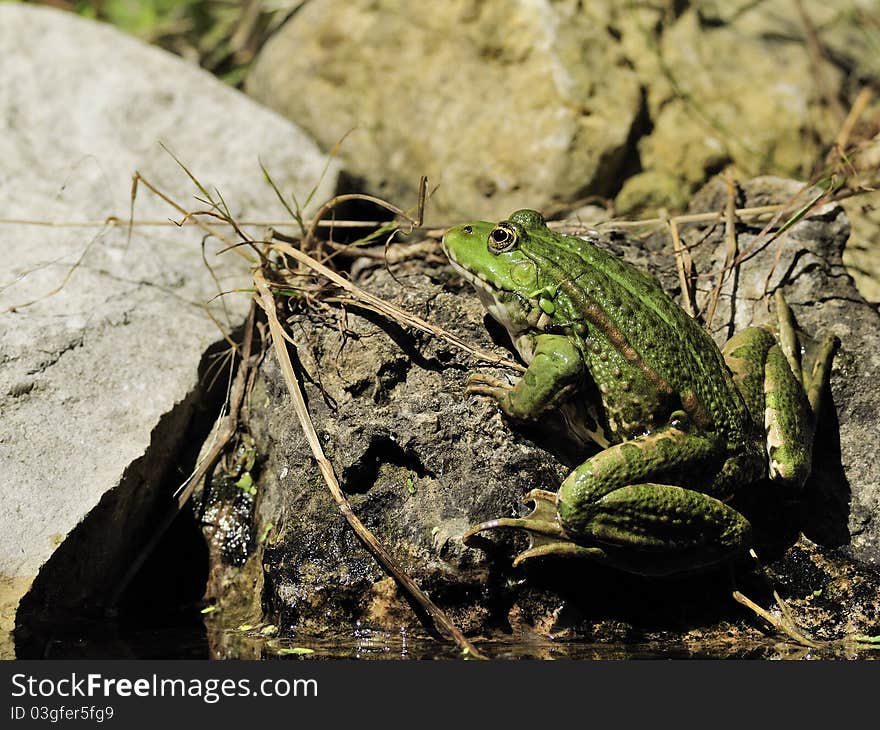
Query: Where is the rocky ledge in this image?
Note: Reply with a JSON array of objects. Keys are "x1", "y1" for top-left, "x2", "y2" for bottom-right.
[{"x1": 200, "y1": 177, "x2": 880, "y2": 657}]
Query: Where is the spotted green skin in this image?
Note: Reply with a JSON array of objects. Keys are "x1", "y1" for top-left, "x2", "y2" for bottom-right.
[{"x1": 444, "y1": 209, "x2": 831, "y2": 576}]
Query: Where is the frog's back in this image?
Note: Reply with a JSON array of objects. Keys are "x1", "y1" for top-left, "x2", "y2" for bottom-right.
[{"x1": 523, "y1": 229, "x2": 752, "y2": 446}]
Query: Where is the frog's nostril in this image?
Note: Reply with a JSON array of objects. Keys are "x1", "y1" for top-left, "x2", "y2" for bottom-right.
[{"x1": 463, "y1": 225, "x2": 473, "y2": 234}]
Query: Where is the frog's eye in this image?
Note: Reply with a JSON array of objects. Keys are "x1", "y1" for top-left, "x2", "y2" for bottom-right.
[{"x1": 487, "y1": 223, "x2": 518, "y2": 254}]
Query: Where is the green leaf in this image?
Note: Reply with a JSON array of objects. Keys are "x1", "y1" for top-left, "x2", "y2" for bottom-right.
[
  {"x1": 259, "y1": 522, "x2": 275, "y2": 544},
  {"x1": 235, "y1": 472, "x2": 254, "y2": 491},
  {"x1": 200, "y1": 605, "x2": 218, "y2": 614}
]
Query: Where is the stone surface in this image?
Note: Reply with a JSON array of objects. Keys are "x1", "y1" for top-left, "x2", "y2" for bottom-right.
[
  {"x1": 245, "y1": 0, "x2": 880, "y2": 307},
  {"x1": 842, "y1": 193, "x2": 880, "y2": 305},
  {"x1": 616, "y1": 5, "x2": 843, "y2": 213},
  {"x1": 840, "y1": 134, "x2": 880, "y2": 304},
  {"x1": 246, "y1": 0, "x2": 643, "y2": 221},
  {"x1": 203, "y1": 178, "x2": 879, "y2": 653},
  {"x1": 0, "y1": 4, "x2": 338, "y2": 654}
]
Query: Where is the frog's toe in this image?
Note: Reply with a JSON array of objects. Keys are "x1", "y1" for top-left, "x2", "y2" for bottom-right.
[
  {"x1": 805, "y1": 333, "x2": 840, "y2": 417},
  {"x1": 513, "y1": 542, "x2": 606, "y2": 567},
  {"x1": 465, "y1": 373, "x2": 510, "y2": 397},
  {"x1": 462, "y1": 516, "x2": 566, "y2": 547},
  {"x1": 463, "y1": 489, "x2": 568, "y2": 552}
]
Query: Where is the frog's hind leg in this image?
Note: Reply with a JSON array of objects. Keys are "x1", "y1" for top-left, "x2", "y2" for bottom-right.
[
  {"x1": 723, "y1": 323, "x2": 812, "y2": 485},
  {"x1": 466, "y1": 425, "x2": 752, "y2": 575},
  {"x1": 559, "y1": 481, "x2": 754, "y2": 575},
  {"x1": 724, "y1": 292, "x2": 840, "y2": 485},
  {"x1": 463, "y1": 489, "x2": 606, "y2": 566}
]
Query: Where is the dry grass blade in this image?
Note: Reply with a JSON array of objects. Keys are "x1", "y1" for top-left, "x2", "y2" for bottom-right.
[
  {"x1": 109, "y1": 301, "x2": 258, "y2": 608},
  {"x1": 269, "y1": 239, "x2": 525, "y2": 373},
  {"x1": 829, "y1": 88, "x2": 874, "y2": 162},
  {"x1": 324, "y1": 239, "x2": 442, "y2": 262},
  {"x1": 302, "y1": 179, "x2": 425, "y2": 258},
  {"x1": 128, "y1": 171, "x2": 246, "y2": 259},
  {"x1": 703, "y1": 175, "x2": 740, "y2": 330},
  {"x1": 253, "y1": 268, "x2": 486, "y2": 660},
  {"x1": 666, "y1": 213, "x2": 696, "y2": 318},
  {"x1": 2, "y1": 227, "x2": 105, "y2": 313},
  {"x1": 732, "y1": 590, "x2": 821, "y2": 649}
]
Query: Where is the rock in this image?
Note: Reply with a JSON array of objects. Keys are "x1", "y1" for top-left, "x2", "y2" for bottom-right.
[
  {"x1": 698, "y1": 0, "x2": 880, "y2": 85},
  {"x1": 245, "y1": 0, "x2": 642, "y2": 221},
  {"x1": 0, "y1": 4, "x2": 338, "y2": 656},
  {"x1": 206, "y1": 177, "x2": 879, "y2": 654},
  {"x1": 616, "y1": 6, "x2": 843, "y2": 214},
  {"x1": 839, "y1": 136, "x2": 880, "y2": 305},
  {"x1": 842, "y1": 194, "x2": 880, "y2": 305},
  {"x1": 217, "y1": 269, "x2": 570, "y2": 637}
]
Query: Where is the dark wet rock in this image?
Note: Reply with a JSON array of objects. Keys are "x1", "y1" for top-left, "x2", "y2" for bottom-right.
[{"x1": 202, "y1": 176, "x2": 879, "y2": 654}]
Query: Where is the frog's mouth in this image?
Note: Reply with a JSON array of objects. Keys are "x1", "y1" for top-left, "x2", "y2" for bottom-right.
[{"x1": 445, "y1": 253, "x2": 524, "y2": 335}]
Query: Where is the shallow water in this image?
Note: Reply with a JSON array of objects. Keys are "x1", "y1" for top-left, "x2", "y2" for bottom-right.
[{"x1": 15, "y1": 614, "x2": 877, "y2": 660}]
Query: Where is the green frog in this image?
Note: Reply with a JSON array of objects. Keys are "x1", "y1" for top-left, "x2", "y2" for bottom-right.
[{"x1": 443, "y1": 209, "x2": 838, "y2": 576}]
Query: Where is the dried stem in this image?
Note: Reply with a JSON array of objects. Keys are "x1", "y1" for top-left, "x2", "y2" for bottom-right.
[
  {"x1": 666, "y1": 212, "x2": 696, "y2": 318},
  {"x1": 108, "y1": 301, "x2": 258, "y2": 608},
  {"x1": 269, "y1": 239, "x2": 525, "y2": 373}
]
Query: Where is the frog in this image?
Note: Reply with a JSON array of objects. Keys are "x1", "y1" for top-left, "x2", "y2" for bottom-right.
[{"x1": 442, "y1": 209, "x2": 839, "y2": 577}]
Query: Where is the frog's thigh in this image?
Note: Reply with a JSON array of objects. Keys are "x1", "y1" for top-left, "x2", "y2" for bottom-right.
[
  {"x1": 722, "y1": 327, "x2": 774, "y2": 420},
  {"x1": 557, "y1": 426, "x2": 722, "y2": 533},
  {"x1": 584, "y1": 483, "x2": 752, "y2": 574},
  {"x1": 470, "y1": 333, "x2": 584, "y2": 420}
]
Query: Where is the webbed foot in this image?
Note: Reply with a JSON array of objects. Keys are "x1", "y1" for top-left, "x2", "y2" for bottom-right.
[
  {"x1": 463, "y1": 489, "x2": 606, "y2": 567},
  {"x1": 465, "y1": 372, "x2": 512, "y2": 400}
]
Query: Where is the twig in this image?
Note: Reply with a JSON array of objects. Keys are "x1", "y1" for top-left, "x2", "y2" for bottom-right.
[
  {"x1": 0, "y1": 217, "x2": 406, "y2": 229},
  {"x1": 665, "y1": 212, "x2": 696, "y2": 318},
  {"x1": 268, "y1": 239, "x2": 525, "y2": 373},
  {"x1": 108, "y1": 301, "x2": 258, "y2": 608},
  {"x1": 732, "y1": 590, "x2": 821, "y2": 649},
  {"x1": 827, "y1": 87, "x2": 874, "y2": 164},
  {"x1": 703, "y1": 175, "x2": 740, "y2": 329}
]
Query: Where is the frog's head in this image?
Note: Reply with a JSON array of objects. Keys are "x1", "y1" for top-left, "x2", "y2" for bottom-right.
[
  {"x1": 442, "y1": 209, "x2": 550, "y2": 337},
  {"x1": 442, "y1": 209, "x2": 547, "y2": 293}
]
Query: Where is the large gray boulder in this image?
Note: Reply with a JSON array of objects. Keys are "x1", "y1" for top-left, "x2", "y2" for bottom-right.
[{"x1": 0, "y1": 4, "x2": 337, "y2": 656}]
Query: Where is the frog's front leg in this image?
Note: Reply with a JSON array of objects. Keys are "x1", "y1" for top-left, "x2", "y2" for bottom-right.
[
  {"x1": 465, "y1": 424, "x2": 754, "y2": 576},
  {"x1": 466, "y1": 333, "x2": 584, "y2": 421}
]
